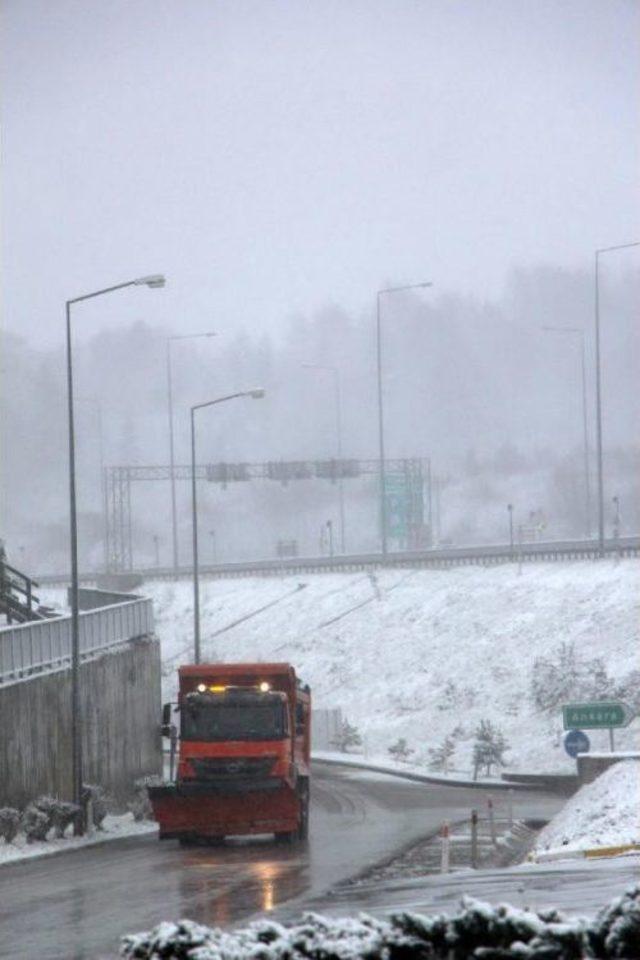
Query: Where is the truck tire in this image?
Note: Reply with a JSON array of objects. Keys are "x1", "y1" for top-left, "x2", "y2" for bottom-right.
[
  {"x1": 179, "y1": 834, "x2": 224, "y2": 846},
  {"x1": 275, "y1": 829, "x2": 297, "y2": 844},
  {"x1": 206, "y1": 835, "x2": 225, "y2": 846},
  {"x1": 275, "y1": 780, "x2": 310, "y2": 844}
]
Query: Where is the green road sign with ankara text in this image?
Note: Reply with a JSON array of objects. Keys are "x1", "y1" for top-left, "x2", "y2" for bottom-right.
[{"x1": 562, "y1": 701, "x2": 635, "y2": 730}]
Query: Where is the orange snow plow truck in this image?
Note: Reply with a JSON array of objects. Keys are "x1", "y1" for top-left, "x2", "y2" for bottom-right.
[{"x1": 148, "y1": 663, "x2": 311, "y2": 844}]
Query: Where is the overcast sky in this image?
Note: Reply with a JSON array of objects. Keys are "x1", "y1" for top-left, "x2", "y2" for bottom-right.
[{"x1": 1, "y1": 0, "x2": 638, "y2": 347}]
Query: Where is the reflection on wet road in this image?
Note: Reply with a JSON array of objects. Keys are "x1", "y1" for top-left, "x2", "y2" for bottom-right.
[{"x1": 0, "y1": 764, "x2": 562, "y2": 960}]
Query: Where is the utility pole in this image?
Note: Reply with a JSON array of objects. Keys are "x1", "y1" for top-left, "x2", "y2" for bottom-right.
[
  {"x1": 507, "y1": 503, "x2": 514, "y2": 556},
  {"x1": 66, "y1": 274, "x2": 165, "y2": 831},
  {"x1": 594, "y1": 242, "x2": 639, "y2": 555},
  {"x1": 541, "y1": 327, "x2": 591, "y2": 537},
  {"x1": 191, "y1": 390, "x2": 264, "y2": 663},
  {"x1": 209, "y1": 529, "x2": 217, "y2": 564},
  {"x1": 376, "y1": 281, "x2": 432, "y2": 556},
  {"x1": 166, "y1": 332, "x2": 216, "y2": 573},
  {"x1": 612, "y1": 495, "x2": 620, "y2": 541},
  {"x1": 301, "y1": 363, "x2": 346, "y2": 552},
  {"x1": 427, "y1": 459, "x2": 433, "y2": 547},
  {"x1": 326, "y1": 519, "x2": 334, "y2": 558}
]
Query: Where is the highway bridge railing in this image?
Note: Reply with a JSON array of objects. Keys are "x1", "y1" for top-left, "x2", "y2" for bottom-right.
[
  {"x1": 35, "y1": 535, "x2": 640, "y2": 587},
  {"x1": 0, "y1": 590, "x2": 154, "y2": 684}
]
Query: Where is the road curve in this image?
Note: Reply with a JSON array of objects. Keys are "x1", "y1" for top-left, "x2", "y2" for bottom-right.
[{"x1": 0, "y1": 763, "x2": 561, "y2": 960}]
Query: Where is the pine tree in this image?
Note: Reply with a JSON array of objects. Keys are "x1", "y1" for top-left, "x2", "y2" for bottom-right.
[
  {"x1": 330, "y1": 718, "x2": 362, "y2": 753},
  {"x1": 472, "y1": 719, "x2": 509, "y2": 779},
  {"x1": 388, "y1": 738, "x2": 414, "y2": 763},
  {"x1": 427, "y1": 735, "x2": 455, "y2": 773}
]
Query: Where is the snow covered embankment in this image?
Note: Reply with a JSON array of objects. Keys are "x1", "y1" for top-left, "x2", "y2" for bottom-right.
[
  {"x1": 533, "y1": 760, "x2": 640, "y2": 860},
  {"x1": 147, "y1": 560, "x2": 640, "y2": 776}
]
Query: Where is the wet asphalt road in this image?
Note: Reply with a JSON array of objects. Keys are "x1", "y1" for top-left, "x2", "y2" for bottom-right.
[{"x1": 0, "y1": 764, "x2": 562, "y2": 960}]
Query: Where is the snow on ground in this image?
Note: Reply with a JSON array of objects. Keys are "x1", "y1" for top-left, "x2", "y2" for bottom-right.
[
  {"x1": 534, "y1": 760, "x2": 640, "y2": 855},
  {"x1": 0, "y1": 813, "x2": 157, "y2": 867},
  {"x1": 143, "y1": 559, "x2": 640, "y2": 776}
]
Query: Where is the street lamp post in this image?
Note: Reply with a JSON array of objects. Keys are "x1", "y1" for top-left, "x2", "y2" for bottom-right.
[
  {"x1": 377, "y1": 282, "x2": 432, "y2": 556},
  {"x1": 77, "y1": 397, "x2": 107, "y2": 570},
  {"x1": 541, "y1": 327, "x2": 591, "y2": 537},
  {"x1": 166, "y1": 332, "x2": 216, "y2": 573},
  {"x1": 326, "y1": 519, "x2": 334, "y2": 557},
  {"x1": 301, "y1": 363, "x2": 346, "y2": 552},
  {"x1": 66, "y1": 274, "x2": 165, "y2": 828},
  {"x1": 594, "y1": 242, "x2": 639, "y2": 555},
  {"x1": 209, "y1": 529, "x2": 217, "y2": 564},
  {"x1": 612, "y1": 495, "x2": 620, "y2": 541},
  {"x1": 191, "y1": 389, "x2": 265, "y2": 663},
  {"x1": 153, "y1": 534, "x2": 160, "y2": 568}
]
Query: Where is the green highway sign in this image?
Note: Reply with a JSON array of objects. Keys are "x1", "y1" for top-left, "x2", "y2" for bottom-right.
[
  {"x1": 562, "y1": 701, "x2": 635, "y2": 731},
  {"x1": 383, "y1": 474, "x2": 410, "y2": 538}
]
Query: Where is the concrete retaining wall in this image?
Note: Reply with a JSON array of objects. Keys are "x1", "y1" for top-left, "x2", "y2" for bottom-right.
[
  {"x1": 0, "y1": 637, "x2": 162, "y2": 809},
  {"x1": 577, "y1": 752, "x2": 640, "y2": 785}
]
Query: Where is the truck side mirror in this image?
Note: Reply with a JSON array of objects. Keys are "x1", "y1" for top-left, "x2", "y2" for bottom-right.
[
  {"x1": 295, "y1": 702, "x2": 305, "y2": 735},
  {"x1": 162, "y1": 702, "x2": 172, "y2": 726}
]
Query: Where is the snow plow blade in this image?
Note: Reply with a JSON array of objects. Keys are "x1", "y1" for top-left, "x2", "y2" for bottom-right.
[{"x1": 147, "y1": 781, "x2": 299, "y2": 839}]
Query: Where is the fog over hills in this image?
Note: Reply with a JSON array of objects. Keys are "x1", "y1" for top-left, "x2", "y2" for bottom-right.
[{"x1": 2, "y1": 265, "x2": 637, "y2": 570}]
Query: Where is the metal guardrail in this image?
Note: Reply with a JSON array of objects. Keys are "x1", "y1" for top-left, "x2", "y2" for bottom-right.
[
  {"x1": 0, "y1": 596, "x2": 154, "y2": 684},
  {"x1": 35, "y1": 535, "x2": 640, "y2": 586}
]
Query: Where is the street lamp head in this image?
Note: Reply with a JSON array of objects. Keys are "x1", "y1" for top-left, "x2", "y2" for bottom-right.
[
  {"x1": 248, "y1": 388, "x2": 265, "y2": 400},
  {"x1": 135, "y1": 274, "x2": 166, "y2": 288}
]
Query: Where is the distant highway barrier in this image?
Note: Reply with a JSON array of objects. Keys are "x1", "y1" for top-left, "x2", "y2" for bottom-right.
[{"x1": 36, "y1": 535, "x2": 640, "y2": 587}]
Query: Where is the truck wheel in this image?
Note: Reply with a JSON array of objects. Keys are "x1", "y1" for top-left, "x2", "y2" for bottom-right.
[{"x1": 275, "y1": 830, "x2": 297, "y2": 844}]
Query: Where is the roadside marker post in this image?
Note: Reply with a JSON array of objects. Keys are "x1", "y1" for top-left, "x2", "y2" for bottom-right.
[
  {"x1": 440, "y1": 820, "x2": 450, "y2": 873},
  {"x1": 487, "y1": 796, "x2": 497, "y2": 846},
  {"x1": 470, "y1": 809, "x2": 479, "y2": 868}
]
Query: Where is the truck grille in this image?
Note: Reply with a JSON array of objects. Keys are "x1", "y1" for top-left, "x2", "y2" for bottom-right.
[{"x1": 190, "y1": 757, "x2": 275, "y2": 780}]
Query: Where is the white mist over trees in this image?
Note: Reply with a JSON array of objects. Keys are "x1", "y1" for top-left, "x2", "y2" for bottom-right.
[{"x1": 1, "y1": 265, "x2": 637, "y2": 571}]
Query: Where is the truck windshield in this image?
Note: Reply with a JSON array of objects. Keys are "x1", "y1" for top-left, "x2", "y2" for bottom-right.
[{"x1": 181, "y1": 701, "x2": 286, "y2": 742}]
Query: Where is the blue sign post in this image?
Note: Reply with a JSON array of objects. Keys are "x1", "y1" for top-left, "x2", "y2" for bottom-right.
[{"x1": 564, "y1": 729, "x2": 590, "y2": 758}]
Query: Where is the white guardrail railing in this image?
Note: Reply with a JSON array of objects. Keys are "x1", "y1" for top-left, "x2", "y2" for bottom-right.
[{"x1": 0, "y1": 597, "x2": 154, "y2": 684}]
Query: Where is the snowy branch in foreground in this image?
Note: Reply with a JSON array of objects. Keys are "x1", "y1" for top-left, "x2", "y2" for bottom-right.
[{"x1": 121, "y1": 883, "x2": 640, "y2": 959}]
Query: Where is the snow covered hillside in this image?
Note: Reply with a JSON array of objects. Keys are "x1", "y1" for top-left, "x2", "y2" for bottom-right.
[{"x1": 147, "y1": 559, "x2": 640, "y2": 775}]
